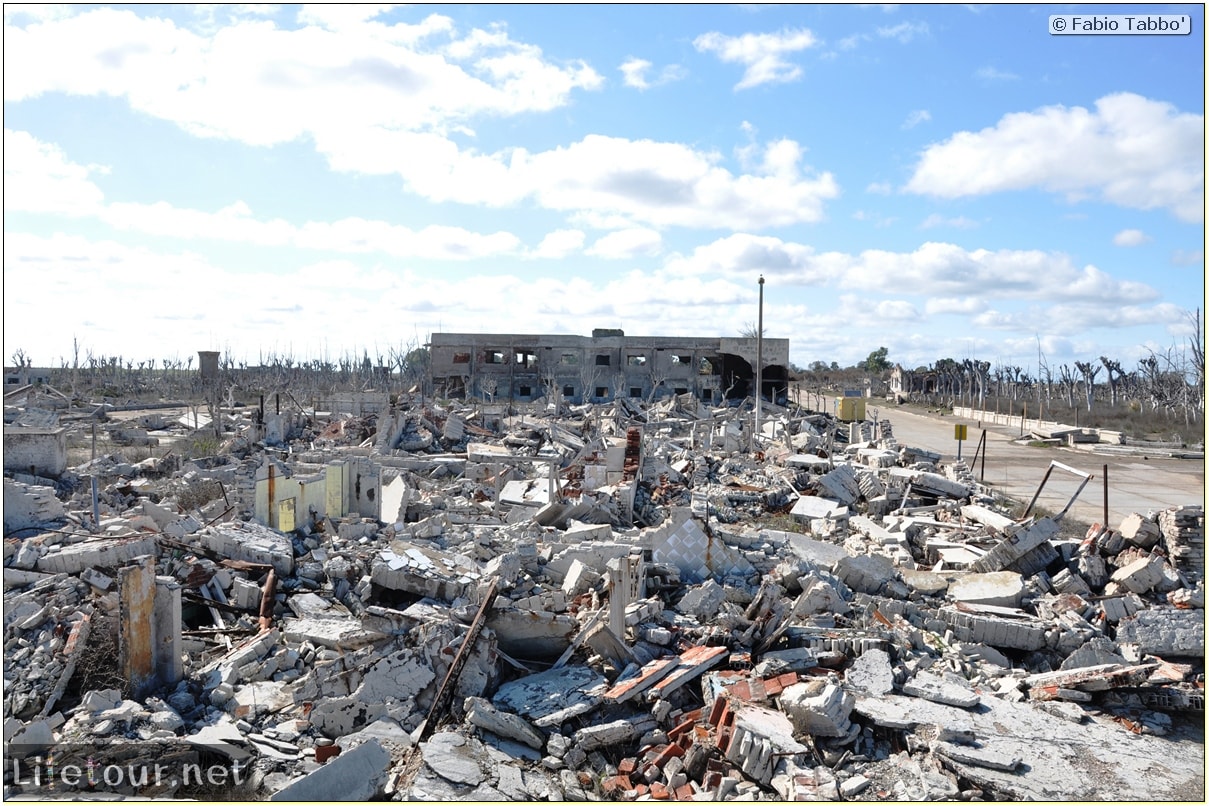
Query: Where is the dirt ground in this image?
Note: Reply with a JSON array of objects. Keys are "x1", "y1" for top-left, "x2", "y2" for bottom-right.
[{"x1": 809, "y1": 395, "x2": 1205, "y2": 533}]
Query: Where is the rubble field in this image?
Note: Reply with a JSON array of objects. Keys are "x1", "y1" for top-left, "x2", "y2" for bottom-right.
[{"x1": 3, "y1": 390, "x2": 1205, "y2": 801}]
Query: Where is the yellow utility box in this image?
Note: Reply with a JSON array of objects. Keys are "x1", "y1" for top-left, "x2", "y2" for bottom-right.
[{"x1": 836, "y1": 397, "x2": 866, "y2": 422}]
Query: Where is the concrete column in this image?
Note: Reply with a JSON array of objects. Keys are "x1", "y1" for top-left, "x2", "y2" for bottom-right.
[
  {"x1": 119, "y1": 555, "x2": 156, "y2": 697},
  {"x1": 154, "y1": 576, "x2": 183, "y2": 687},
  {"x1": 607, "y1": 558, "x2": 627, "y2": 640}
]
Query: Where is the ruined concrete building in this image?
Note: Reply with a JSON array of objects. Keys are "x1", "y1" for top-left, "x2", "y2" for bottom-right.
[{"x1": 429, "y1": 330, "x2": 791, "y2": 406}]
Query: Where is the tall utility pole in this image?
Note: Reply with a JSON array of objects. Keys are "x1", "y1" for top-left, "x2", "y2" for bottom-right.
[{"x1": 754, "y1": 275, "x2": 764, "y2": 452}]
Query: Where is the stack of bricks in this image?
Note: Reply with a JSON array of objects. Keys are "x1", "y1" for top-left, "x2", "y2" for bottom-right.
[{"x1": 1159, "y1": 505, "x2": 1204, "y2": 586}]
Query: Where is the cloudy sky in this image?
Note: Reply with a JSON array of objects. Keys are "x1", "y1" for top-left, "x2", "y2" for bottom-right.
[{"x1": 4, "y1": 4, "x2": 1204, "y2": 374}]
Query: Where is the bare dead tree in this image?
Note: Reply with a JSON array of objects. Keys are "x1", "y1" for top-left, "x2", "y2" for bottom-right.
[
  {"x1": 1057, "y1": 363, "x2": 1077, "y2": 409},
  {"x1": 1074, "y1": 360, "x2": 1101, "y2": 412},
  {"x1": 1099, "y1": 356, "x2": 1126, "y2": 407}
]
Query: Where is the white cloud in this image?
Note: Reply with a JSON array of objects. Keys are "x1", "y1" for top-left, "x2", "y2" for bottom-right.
[
  {"x1": 920, "y1": 213, "x2": 978, "y2": 229},
  {"x1": 975, "y1": 302, "x2": 1186, "y2": 336},
  {"x1": 1171, "y1": 249, "x2": 1204, "y2": 266},
  {"x1": 514, "y1": 134, "x2": 839, "y2": 229},
  {"x1": 925, "y1": 297, "x2": 987, "y2": 315},
  {"x1": 4, "y1": 4, "x2": 75, "y2": 24},
  {"x1": 3, "y1": 129, "x2": 106, "y2": 215},
  {"x1": 296, "y1": 4, "x2": 395, "y2": 29},
  {"x1": 876, "y1": 21, "x2": 929, "y2": 43},
  {"x1": 905, "y1": 93, "x2": 1205, "y2": 222},
  {"x1": 585, "y1": 228, "x2": 663, "y2": 259},
  {"x1": 1112, "y1": 228, "x2": 1151, "y2": 247},
  {"x1": 668, "y1": 237, "x2": 1160, "y2": 308},
  {"x1": 531, "y1": 229, "x2": 585, "y2": 259},
  {"x1": 4, "y1": 7, "x2": 602, "y2": 147},
  {"x1": 620, "y1": 57, "x2": 686, "y2": 90},
  {"x1": 664, "y1": 234, "x2": 832, "y2": 285},
  {"x1": 865, "y1": 181, "x2": 893, "y2": 195},
  {"x1": 975, "y1": 65, "x2": 1018, "y2": 81},
  {"x1": 693, "y1": 28, "x2": 817, "y2": 90},
  {"x1": 902, "y1": 109, "x2": 931, "y2": 129},
  {"x1": 620, "y1": 57, "x2": 652, "y2": 88}
]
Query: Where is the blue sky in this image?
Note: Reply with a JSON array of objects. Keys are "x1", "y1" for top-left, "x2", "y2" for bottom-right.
[{"x1": 4, "y1": 3, "x2": 1204, "y2": 376}]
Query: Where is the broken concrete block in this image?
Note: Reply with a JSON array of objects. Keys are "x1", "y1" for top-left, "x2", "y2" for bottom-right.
[
  {"x1": 36, "y1": 536, "x2": 158, "y2": 576},
  {"x1": 676, "y1": 579, "x2": 727, "y2": 619},
  {"x1": 561, "y1": 559, "x2": 601, "y2": 597},
  {"x1": 1119, "y1": 513, "x2": 1161, "y2": 549},
  {"x1": 941, "y1": 607, "x2": 1047, "y2": 651},
  {"x1": 948, "y1": 572, "x2": 1024, "y2": 608},
  {"x1": 269, "y1": 739, "x2": 391, "y2": 801},
  {"x1": 816, "y1": 464, "x2": 860, "y2": 506},
  {"x1": 724, "y1": 703, "x2": 811, "y2": 785},
  {"x1": 1109, "y1": 554, "x2": 1165, "y2": 594},
  {"x1": 835, "y1": 554, "x2": 896, "y2": 595},
  {"x1": 902, "y1": 670, "x2": 979, "y2": 708},
  {"x1": 420, "y1": 729, "x2": 490, "y2": 787},
  {"x1": 970, "y1": 517, "x2": 1059, "y2": 574},
  {"x1": 282, "y1": 617, "x2": 386, "y2": 650},
  {"x1": 202, "y1": 522, "x2": 294, "y2": 576},
  {"x1": 779, "y1": 679, "x2": 855, "y2": 737},
  {"x1": 493, "y1": 665, "x2": 606, "y2": 727},
  {"x1": 844, "y1": 647, "x2": 894, "y2": 695},
  {"x1": 465, "y1": 696, "x2": 545, "y2": 749},
  {"x1": 1115, "y1": 609, "x2": 1205, "y2": 657}
]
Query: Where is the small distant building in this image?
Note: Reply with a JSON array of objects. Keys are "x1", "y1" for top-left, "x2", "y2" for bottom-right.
[
  {"x1": 3, "y1": 366, "x2": 52, "y2": 389},
  {"x1": 889, "y1": 364, "x2": 937, "y2": 399}
]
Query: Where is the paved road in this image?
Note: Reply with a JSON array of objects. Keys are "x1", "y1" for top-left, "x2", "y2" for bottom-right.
[{"x1": 798, "y1": 394, "x2": 1205, "y2": 529}]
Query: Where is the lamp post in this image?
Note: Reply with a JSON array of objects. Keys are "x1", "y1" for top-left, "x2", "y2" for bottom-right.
[{"x1": 754, "y1": 275, "x2": 764, "y2": 453}]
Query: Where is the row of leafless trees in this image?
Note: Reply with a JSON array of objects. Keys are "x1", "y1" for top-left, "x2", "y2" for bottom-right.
[
  {"x1": 19, "y1": 338, "x2": 432, "y2": 403},
  {"x1": 902, "y1": 312, "x2": 1204, "y2": 425}
]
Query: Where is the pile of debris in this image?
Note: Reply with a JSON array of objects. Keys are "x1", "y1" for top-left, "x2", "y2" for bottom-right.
[{"x1": 3, "y1": 392, "x2": 1204, "y2": 800}]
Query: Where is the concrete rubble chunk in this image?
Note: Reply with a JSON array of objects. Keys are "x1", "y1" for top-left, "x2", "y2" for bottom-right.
[
  {"x1": 270, "y1": 738, "x2": 391, "y2": 801},
  {"x1": 902, "y1": 670, "x2": 980, "y2": 708},
  {"x1": 947, "y1": 571, "x2": 1024, "y2": 608},
  {"x1": 1115, "y1": 608, "x2": 1205, "y2": 657},
  {"x1": 779, "y1": 679, "x2": 856, "y2": 737},
  {"x1": 844, "y1": 647, "x2": 895, "y2": 695},
  {"x1": 465, "y1": 696, "x2": 546, "y2": 749}
]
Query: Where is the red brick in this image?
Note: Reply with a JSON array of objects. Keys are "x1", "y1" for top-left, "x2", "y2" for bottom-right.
[
  {"x1": 703, "y1": 772, "x2": 722, "y2": 791},
  {"x1": 779, "y1": 672, "x2": 799, "y2": 688},
  {"x1": 765, "y1": 677, "x2": 783, "y2": 696},
  {"x1": 650, "y1": 782, "x2": 670, "y2": 800},
  {"x1": 634, "y1": 784, "x2": 649, "y2": 796},
  {"x1": 619, "y1": 758, "x2": 638, "y2": 776},
  {"x1": 707, "y1": 696, "x2": 728, "y2": 727},
  {"x1": 669, "y1": 717, "x2": 696, "y2": 740},
  {"x1": 315, "y1": 744, "x2": 342, "y2": 763},
  {"x1": 681, "y1": 707, "x2": 703, "y2": 723},
  {"x1": 602, "y1": 775, "x2": 633, "y2": 796},
  {"x1": 675, "y1": 783, "x2": 695, "y2": 801},
  {"x1": 653, "y1": 743, "x2": 685, "y2": 767}
]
